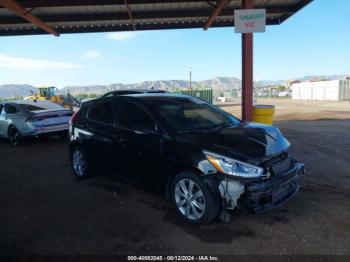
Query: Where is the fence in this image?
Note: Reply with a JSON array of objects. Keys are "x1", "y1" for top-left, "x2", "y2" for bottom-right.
[{"x1": 170, "y1": 88, "x2": 213, "y2": 104}]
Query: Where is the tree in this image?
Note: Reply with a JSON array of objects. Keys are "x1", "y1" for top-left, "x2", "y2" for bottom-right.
[{"x1": 278, "y1": 85, "x2": 286, "y2": 91}]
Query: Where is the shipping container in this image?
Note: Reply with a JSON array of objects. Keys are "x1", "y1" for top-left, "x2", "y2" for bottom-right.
[
  {"x1": 291, "y1": 80, "x2": 350, "y2": 101},
  {"x1": 170, "y1": 88, "x2": 213, "y2": 104}
]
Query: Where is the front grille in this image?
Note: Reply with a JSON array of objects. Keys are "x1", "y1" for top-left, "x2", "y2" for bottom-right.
[
  {"x1": 263, "y1": 152, "x2": 292, "y2": 176},
  {"x1": 271, "y1": 155, "x2": 292, "y2": 175}
]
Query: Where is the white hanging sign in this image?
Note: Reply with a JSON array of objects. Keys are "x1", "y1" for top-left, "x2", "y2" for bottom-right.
[{"x1": 234, "y1": 9, "x2": 266, "y2": 33}]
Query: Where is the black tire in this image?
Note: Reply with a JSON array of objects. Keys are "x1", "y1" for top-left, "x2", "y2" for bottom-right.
[
  {"x1": 8, "y1": 125, "x2": 21, "y2": 146},
  {"x1": 70, "y1": 147, "x2": 92, "y2": 178},
  {"x1": 59, "y1": 133, "x2": 68, "y2": 140},
  {"x1": 170, "y1": 171, "x2": 220, "y2": 224}
]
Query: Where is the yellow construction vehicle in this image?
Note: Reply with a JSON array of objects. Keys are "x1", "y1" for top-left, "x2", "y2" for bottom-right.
[{"x1": 24, "y1": 86, "x2": 79, "y2": 109}]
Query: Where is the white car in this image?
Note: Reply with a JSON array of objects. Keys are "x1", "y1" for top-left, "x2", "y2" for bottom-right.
[{"x1": 0, "y1": 100, "x2": 73, "y2": 146}]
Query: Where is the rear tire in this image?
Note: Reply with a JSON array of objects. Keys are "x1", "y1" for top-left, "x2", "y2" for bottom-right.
[
  {"x1": 8, "y1": 126, "x2": 21, "y2": 146},
  {"x1": 59, "y1": 133, "x2": 68, "y2": 140},
  {"x1": 70, "y1": 147, "x2": 92, "y2": 178},
  {"x1": 171, "y1": 171, "x2": 220, "y2": 224}
]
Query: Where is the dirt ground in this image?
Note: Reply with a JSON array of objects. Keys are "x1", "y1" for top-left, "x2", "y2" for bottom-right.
[
  {"x1": 218, "y1": 98, "x2": 350, "y2": 121},
  {"x1": 0, "y1": 99, "x2": 349, "y2": 256}
]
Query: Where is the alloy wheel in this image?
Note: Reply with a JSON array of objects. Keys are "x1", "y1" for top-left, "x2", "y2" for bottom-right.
[
  {"x1": 72, "y1": 150, "x2": 86, "y2": 177},
  {"x1": 174, "y1": 179, "x2": 206, "y2": 220}
]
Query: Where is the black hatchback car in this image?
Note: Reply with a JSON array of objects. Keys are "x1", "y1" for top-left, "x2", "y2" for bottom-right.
[{"x1": 69, "y1": 94, "x2": 304, "y2": 224}]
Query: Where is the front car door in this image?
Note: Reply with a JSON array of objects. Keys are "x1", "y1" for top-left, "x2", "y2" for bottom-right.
[
  {"x1": 112, "y1": 100, "x2": 164, "y2": 188},
  {"x1": 0, "y1": 104, "x2": 20, "y2": 137}
]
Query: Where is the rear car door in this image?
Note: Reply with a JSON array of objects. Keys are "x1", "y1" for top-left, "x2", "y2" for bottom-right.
[
  {"x1": 85, "y1": 99, "x2": 117, "y2": 171},
  {"x1": 112, "y1": 100, "x2": 164, "y2": 188}
]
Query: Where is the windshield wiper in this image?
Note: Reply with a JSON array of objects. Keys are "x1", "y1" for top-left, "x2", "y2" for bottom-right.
[
  {"x1": 177, "y1": 128, "x2": 209, "y2": 134},
  {"x1": 206, "y1": 122, "x2": 236, "y2": 132},
  {"x1": 177, "y1": 122, "x2": 235, "y2": 134}
]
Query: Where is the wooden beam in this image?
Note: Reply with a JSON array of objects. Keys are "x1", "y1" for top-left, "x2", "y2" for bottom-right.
[
  {"x1": 124, "y1": 0, "x2": 136, "y2": 30},
  {"x1": 279, "y1": 0, "x2": 313, "y2": 24},
  {"x1": 0, "y1": 0, "x2": 59, "y2": 36},
  {"x1": 203, "y1": 0, "x2": 231, "y2": 30}
]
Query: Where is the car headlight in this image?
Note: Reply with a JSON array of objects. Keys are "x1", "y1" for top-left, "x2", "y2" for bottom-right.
[{"x1": 203, "y1": 150, "x2": 264, "y2": 178}]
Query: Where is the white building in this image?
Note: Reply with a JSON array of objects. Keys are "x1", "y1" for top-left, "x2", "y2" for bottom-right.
[{"x1": 291, "y1": 80, "x2": 350, "y2": 101}]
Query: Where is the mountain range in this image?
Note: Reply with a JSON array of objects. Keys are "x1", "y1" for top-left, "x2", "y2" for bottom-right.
[{"x1": 0, "y1": 74, "x2": 348, "y2": 98}]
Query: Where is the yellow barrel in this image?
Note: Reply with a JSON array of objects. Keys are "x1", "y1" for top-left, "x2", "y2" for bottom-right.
[{"x1": 252, "y1": 104, "x2": 275, "y2": 125}]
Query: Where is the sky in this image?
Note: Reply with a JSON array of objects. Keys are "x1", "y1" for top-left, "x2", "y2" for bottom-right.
[{"x1": 0, "y1": 0, "x2": 349, "y2": 88}]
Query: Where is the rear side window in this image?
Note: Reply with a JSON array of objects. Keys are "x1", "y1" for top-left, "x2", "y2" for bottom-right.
[
  {"x1": 118, "y1": 102, "x2": 155, "y2": 131},
  {"x1": 5, "y1": 104, "x2": 18, "y2": 114},
  {"x1": 88, "y1": 101, "x2": 115, "y2": 125},
  {"x1": 19, "y1": 104, "x2": 45, "y2": 111},
  {"x1": 0, "y1": 105, "x2": 3, "y2": 114},
  {"x1": 73, "y1": 103, "x2": 91, "y2": 125}
]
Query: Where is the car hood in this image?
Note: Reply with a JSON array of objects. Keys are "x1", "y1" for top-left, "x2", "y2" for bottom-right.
[{"x1": 177, "y1": 122, "x2": 290, "y2": 161}]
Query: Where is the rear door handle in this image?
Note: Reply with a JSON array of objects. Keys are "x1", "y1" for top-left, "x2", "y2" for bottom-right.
[{"x1": 113, "y1": 134, "x2": 124, "y2": 143}]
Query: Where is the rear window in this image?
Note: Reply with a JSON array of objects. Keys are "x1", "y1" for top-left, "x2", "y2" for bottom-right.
[
  {"x1": 19, "y1": 104, "x2": 45, "y2": 111},
  {"x1": 73, "y1": 103, "x2": 91, "y2": 125},
  {"x1": 88, "y1": 100, "x2": 115, "y2": 125}
]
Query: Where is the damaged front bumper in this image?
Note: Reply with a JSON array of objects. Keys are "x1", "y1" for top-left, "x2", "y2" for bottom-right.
[{"x1": 237, "y1": 161, "x2": 305, "y2": 213}]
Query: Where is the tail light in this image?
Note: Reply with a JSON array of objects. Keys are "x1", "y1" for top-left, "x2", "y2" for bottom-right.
[{"x1": 69, "y1": 110, "x2": 80, "y2": 125}]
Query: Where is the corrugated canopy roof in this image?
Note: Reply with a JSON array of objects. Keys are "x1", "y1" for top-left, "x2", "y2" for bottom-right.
[{"x1": 0, "y1": 0, "x2": 312, "y2": 36}]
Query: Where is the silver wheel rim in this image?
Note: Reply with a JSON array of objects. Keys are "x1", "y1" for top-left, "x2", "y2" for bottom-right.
[
  {"x1": 72, "y1": 150, "x2": 86, "y2": 177},
  {"x1": 9, "y1": 127, "x2": 19, "y2": 145},
  {"x1": 174, "y1": 179, "x2": 206, "y2": 220}
]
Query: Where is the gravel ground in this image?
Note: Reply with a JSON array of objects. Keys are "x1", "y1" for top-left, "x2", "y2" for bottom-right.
[{"x1": 0, "y1": 102, "x2": 349, "y2": 256}]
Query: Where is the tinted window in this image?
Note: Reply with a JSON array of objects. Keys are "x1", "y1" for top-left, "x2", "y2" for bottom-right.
[
  {"x1": 18, "y1": 101, "x2": 62, "y2": 110},
  {"x1": 5, "y1": 104, "x2": 18, "y2": 114},
  {"x1": 19, "y1": 104, "x2": 45, "y2": 111},
  {"x1": 74, "y1": 103, "x2": 92, "y2": 125},
  {"x1": 118, "y1": 102, "x2": 155, "y2": 131},
  {"x1": 88, "y1": 101, "x2": 115, "y2": 125},
  {"x1": 0, "y1": 105, "x2": 3, "y2": 114}
]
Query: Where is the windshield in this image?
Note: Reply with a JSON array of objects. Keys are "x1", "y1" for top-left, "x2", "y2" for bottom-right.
[{"x1": 149, "y1": 97, "x2": 240, "y2": 133}]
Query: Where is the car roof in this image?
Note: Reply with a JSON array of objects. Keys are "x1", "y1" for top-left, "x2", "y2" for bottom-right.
[
  {"x1": 83, "y1": 94, "x2": 201, "y2": 108},
  {"x1": 116, "y1": 93, "x2": 202, "y2": 103},
  {"x1": 127, "y1": 93, "x2": 187, "y2": 99},
  {"x1": 102, "y1": 89, "x2": 165, "y2": 95},
  {"x1": 115, "y1": 89, "x2": 165, "y2": 92}
]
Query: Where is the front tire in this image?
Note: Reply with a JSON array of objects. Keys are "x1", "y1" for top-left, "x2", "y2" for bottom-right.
[
  {"x1": 8, "y1": 126, "x2": 21, "y2": 146},
  {"x1": 171, "y1": 171, "x2": 220, "y2": 224},
  {"x1": 70, "y1": 147, "x2": 91, "y2": 178}
]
